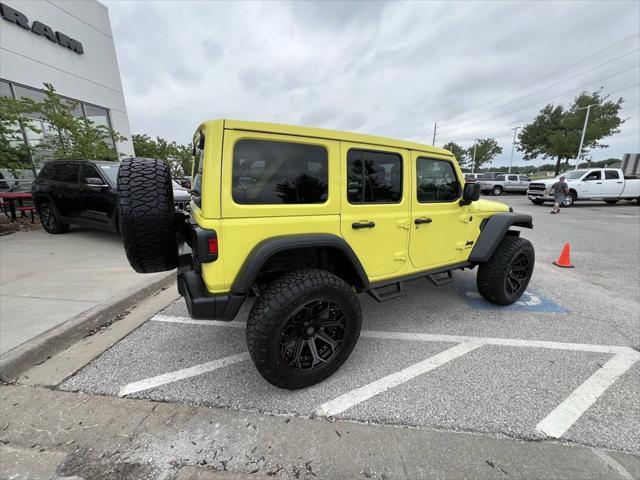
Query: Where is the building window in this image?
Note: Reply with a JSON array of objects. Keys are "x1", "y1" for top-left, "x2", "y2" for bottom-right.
[
  {"x1": 0, "y1": 80, "x2": 12, "y2": 98},
  {"x1": 0, "y1": 79, "x2": 116, "y2": 166}
]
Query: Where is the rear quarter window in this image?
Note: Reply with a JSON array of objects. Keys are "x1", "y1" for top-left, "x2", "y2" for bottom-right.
[{"x1": 232, "y1": 139, "x2": 328, "y2": 205}]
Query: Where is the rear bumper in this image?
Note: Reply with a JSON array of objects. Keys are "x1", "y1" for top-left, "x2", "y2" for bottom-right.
[{"x1": 177, "y1": 269, "x2": 245, "y2": 321}]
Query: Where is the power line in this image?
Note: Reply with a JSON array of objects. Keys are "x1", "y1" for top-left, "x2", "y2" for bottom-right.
[
  {"x1": 437, "y1": 65, "x2": 639, "y2": 137},
  {"x1": 438, "y1": 32, "x2": 639, "y2": 127},
  {"x1": 445, "y1": 83, "x2": 640, "y2": 143},
  {"x1": 438, "y1": 48, "x2": 640, "y2": 134}
]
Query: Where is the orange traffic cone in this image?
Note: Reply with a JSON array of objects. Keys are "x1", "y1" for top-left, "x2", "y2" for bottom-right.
[{"x1": 553, "y1": 243, "x2": 574, "y2": 268}]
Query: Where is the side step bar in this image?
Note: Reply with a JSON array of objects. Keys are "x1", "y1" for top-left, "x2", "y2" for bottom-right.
[
  {"x1": 366, "y1": 269, "x2": 455, "y2": 303},
  {"x1": 426, "y1": 270, "x2": 454, "y2": 286},
  {"x1": 367, "y1": 282, "x2": 404, "y2": 303}
]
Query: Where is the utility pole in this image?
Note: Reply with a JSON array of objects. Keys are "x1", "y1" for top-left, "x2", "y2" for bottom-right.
[
  {"x1": 575, "y1": 104, "x2": 595, "y2": 171},
  {"x1": 471, "y1": 139, "x2": 479, "y2": 174},
  {"x1": 432, "y1": 122, "x2": 437, "y2": 146},
  {"x1": 508, "y1": 126, "x2": 520, "y2": 174}
]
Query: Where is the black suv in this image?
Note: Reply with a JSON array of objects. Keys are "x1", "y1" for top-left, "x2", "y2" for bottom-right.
[{"x1": 32, "y1": 160, "x2": 190, "y2": 234}]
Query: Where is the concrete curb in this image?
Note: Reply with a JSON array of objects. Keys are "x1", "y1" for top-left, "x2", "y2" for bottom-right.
[{"x1": 0, "y1": 272, "x2": 176, "y2": 382}]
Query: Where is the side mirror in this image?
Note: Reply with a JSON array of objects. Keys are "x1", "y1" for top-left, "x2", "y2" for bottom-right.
[
  {"x1": 460, "y1": 182, "x2": 481, "y2": 205},
  {"x1": 85, "y1": 177, "x2": 109, "y2": 188}
]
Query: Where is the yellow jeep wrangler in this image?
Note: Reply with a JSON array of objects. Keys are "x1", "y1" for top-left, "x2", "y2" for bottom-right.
[{"x1": 117, "y1": 120, "x2": 534, "y2": 389}]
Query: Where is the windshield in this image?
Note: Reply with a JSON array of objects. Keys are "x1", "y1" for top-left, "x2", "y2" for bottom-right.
[
  {"x1": 560, "y1": 170, "x2": 587, "y2": 180},
  {"x1": 98, "y1": 164, "x2": 119, "y2": 185}
]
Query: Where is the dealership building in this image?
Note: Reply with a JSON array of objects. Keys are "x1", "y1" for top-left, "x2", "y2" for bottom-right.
[{"x1": 0, "y1": 0, "x2": 134, "y2": 169}]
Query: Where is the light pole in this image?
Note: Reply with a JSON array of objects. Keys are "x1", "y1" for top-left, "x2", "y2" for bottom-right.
[
  {"x1": 574, "y1": 104, "x2": 596, "y2": 171},
  {"x1": 508, "y1": 126, "x2": 520, "y2": 174}
]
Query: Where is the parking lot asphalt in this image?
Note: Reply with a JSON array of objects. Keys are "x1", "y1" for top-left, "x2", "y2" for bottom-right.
[{"x1": 60, "y1": 195, "x2": 640, "y2": 456}]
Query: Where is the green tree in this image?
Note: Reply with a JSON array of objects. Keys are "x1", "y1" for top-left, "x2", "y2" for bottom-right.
[
  {"x1": 468, "y1": 138, "x2": 502, "y2": 171},
  {"x1": 35, "y1": 84, "x2": 126, "y2": 161},
  {"x1": 442, "y1": 141, "x2": 469, "y2": 168},
  {"x1": 518, "y1": 89, "x2": 624, "y2": 176},
  {"x1": 132, "y1": 133, "x2": 193, "y2": 177},
  {"x1": 0, "y1": 95, "x2": 39, "y2": 173}
]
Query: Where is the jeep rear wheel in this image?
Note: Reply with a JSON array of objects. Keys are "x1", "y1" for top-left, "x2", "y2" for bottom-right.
[
  {"x1": 117, "y1": 158, "x2": 178, "y2": 273},
  {"x1": 246, "y1": 268, "x2": 361, "y2": 389},
  {"x1": 477, "y1": 236, "x2": 535, "y2": 305}
]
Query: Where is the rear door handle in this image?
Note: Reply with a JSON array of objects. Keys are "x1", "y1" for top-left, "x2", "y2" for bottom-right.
[
  {"x1": 414, "y1": 217, "x2": 432, "y2": 225},
  {"x1": 596, "y1": 182, "x2": 602, "y2": 184},
  {"x1": 352, "y1": 221, "x2": 375, "y2": 229}
]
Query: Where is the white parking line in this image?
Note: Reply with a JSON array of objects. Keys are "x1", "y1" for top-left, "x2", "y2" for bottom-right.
[
  {"x1": 148, "y1": 314, "x2": 639, "y2": 437},
  {"x1": 153, "y1": 314, "x2": 631, "y2": 354},
  {"x1": 536, "y1": 350, "x2": 640, "y2": 438},
  {"x1": 315, "y1": 341, "x2": 484, "y2": 417},
  {"x1": 119, "y1": 352, "x2": 250, "y2": 397}
]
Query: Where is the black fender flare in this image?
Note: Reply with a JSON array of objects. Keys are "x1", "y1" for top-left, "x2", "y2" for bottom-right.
[
  {"x1": 230, "y1": 233, "x2": 369, "y2": 294},
  {"x1": 469, "y1": 213, "x2": 533, "y2": 263}
]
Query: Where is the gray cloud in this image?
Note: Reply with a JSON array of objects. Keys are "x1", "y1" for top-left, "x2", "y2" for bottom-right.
[{"x1": 105, "y1": 0, "x2": 640, "y2": 166}]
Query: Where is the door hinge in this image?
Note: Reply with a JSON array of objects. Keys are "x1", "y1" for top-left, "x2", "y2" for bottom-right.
[
  {"x1": 394, "y1": 251, "x2": 407, "y2": 261},
  {"x1": 397, "y1": 219, "x2": 410, "y2": 230},
  {"x1": 456, "y1": 240, "x2": 475, "y2": 250}
]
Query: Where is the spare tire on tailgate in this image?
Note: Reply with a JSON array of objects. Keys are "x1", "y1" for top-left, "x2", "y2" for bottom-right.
[{"x1": 117, "y1": 157, "x2": 178, "y2": 273}]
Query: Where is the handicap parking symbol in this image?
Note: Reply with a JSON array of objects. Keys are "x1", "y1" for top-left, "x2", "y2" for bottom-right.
[{"x1": 455, "y1": 277, "x2": 568, "y2": 313}]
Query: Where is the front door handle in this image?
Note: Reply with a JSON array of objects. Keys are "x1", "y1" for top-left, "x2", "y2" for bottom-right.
[
  {"x1": 414, "y1": 217, "x2": 432, "y2": 225},
  {"x1": 352, "y1": 221, "x2": 375, "y2": 229},
  {"x1": 596, "y1": 182, "x2": 602, "y2": 184}
]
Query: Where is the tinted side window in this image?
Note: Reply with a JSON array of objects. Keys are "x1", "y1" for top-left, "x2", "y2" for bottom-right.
[
  {"x1": 233, "y1": 139, "x2": 328, "y2": 205},
  {"x1": 347, "y1": 150, "x2": 402, "y2": 203},
  {"x1": 79, "y1": 164, "x2": 101, "y2": 183},
  {"x1": 38, "y1": 163, "x2": 54, "y2": 181},
  {"x1": 417, "y1": 158, "x2": 460, "y2": 203},
  {"x1": 508, "y1": 175, "x2": 518, "y2": 181},
  {"x1": 496, "y1": 175, "x2": 506, "y2": 181},
  {"x1": 192, "y1": 133, "x2": 204, "y2": 197},
  {"x1": 584, "y1": 171, "x2": 601, "y2": 181},
  {"x1": 522, "y1": 176, "x2": 531, "y2": 182},
  {"x1": 52, "y1": 163, "x2": 78, "y2": 183},
  {"x1": 605, "y1": 170, "x2": 620, "y2": 180}
]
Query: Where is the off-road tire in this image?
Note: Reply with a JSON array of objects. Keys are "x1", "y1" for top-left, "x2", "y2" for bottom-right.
[
  {"x1": 246, "y1": 268, "x2": 361, "y2": 389},
  {"x1": 477, "y1": 236, "x2": 535, "y2": 306},
  {"x1": 117, "y1": 157, "x2": 178, "y2": 273},
  {"x1": 492, "y1": 185, "x2": 503, "y2": 196},
  {"x1": 604, "y1": 199, "x2": 619, "y2": 205},
  {"x1": 38, "y1": 202, "x2": 69, "y2": 234},
  {"x1": 531, "y1": 199, "x2": 544, "y2": 205}
]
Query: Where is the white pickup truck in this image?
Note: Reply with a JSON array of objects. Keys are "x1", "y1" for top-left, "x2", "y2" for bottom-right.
[{"x1": 527, "y1": 168, "x2": 640, "y2": 207}]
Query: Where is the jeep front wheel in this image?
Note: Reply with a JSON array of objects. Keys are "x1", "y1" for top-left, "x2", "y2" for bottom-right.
[
  {"x1": 476, "y1": 236, "x2": 535, "y2": 305},
  {"x1": 117, "y1": 157, "x2": 178, "y2": 273},
  {"x1": 246, "y1": 269, "x2": 361, "y2": 389}
]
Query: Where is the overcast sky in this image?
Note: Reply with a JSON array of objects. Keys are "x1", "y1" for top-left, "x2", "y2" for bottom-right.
[{"x1": 104, "y1": 0, "x2": 640, "y2": 167}]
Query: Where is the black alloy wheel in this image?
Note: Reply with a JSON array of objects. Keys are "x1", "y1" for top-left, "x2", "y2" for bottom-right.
[
  {"x1": 477, "y1": 236, "x2": 535, "y2": 305},
  {"x1": 504, "y1": 251, "x2": 530, "y2": 297},
  {"x1": 246, "y1": 268, "x2": 362, "y2": 389},
  {"x1": 279, "y1": 299, "x2": 347, "y2": 371},
  {"x1": 38, "y1": 203, "x2": 69, "y2": 234}
]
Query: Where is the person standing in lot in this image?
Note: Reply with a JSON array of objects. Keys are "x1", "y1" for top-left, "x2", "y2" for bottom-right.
[{"x1": 550, "y1": 176, "x2": 569, "y2": 214}]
